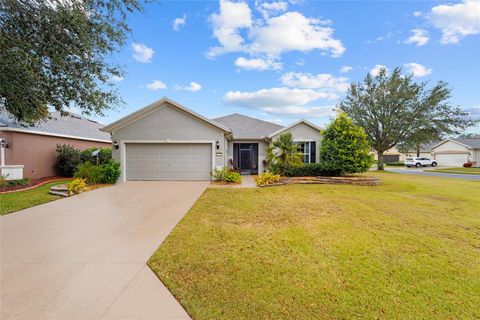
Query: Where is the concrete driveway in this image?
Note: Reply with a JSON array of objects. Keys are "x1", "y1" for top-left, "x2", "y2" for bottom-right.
[{"x1": 1, "y1": 181, "x2": 209, "y2": 320}]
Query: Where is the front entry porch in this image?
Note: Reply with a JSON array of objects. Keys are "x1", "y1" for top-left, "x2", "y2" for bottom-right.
[{"x1": 233, "y1": 143, "x2": 259, "y2": 175}]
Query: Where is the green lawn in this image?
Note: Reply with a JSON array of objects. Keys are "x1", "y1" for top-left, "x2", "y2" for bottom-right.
[
  {"x1": 0, "y1": 180, "x2": 71, "y2": 215},
  {"x1": 149, "y1": 172, "x2": 480, "y2": 319},
  {"x1": 427, "y1": 167, "x2": 480, "y2": 175}
]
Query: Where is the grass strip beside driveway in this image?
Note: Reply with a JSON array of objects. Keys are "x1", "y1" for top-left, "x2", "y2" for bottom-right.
[
  {"x1": 0, "y1": 180, "x2": 71, "y2": 215},
  {"x1": 149, "y1": 172, "x2": 480, "y2": 319},
  {"x1": 426, "y1": 167, "x2": 480, "y2": 175}
]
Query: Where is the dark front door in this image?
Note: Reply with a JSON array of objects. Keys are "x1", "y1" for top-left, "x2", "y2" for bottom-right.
[
  {"x1": 239, "y1": 149, "x2": 251, "y2": 174},
  {"x1": 234, "y1": 143, "x2": 258, "y2": 175}
]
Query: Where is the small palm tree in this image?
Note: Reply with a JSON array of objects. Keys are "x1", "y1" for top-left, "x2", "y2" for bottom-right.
[{"x1": 267, "y1": 132, "x2": 302, "y2": 175}]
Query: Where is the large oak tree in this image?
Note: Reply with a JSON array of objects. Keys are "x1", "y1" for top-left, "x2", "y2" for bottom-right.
[
  {"x1": 339, "y1": 67, "x2": 475, "y2": 170},
  {"x1": 0, "y1": 0, "x2": 145, "y2": 123}
]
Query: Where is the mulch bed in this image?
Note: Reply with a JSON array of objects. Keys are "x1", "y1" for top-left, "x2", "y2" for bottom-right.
[
  {"x1": 259, "y1": 176, "x2": 380, "y2": 187},
  {"x1": 0, "y1": 177, "x2": 73, "y2": 194}
]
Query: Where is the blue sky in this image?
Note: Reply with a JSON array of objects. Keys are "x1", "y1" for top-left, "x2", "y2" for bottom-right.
[{"x1": 95, "y1": 0, "x2": 480, "y2": 133}]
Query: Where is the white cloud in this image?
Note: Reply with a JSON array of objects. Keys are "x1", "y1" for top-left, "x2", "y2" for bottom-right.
[
  {"x1": 340, "y1": 65, "x2": 353, "y2": 73},
  {"x1": 428, "y1": 0, "x2": 480, "y2": 44},
  {"x1": 207, "y1": 1, "x2": 345, "y2": 62},
  {"x1": 224, "y1": 87, "x2": 337, "y2": 109},
  {"x1": 256, "y1": 1, "x2": 288, "y2": 18},
  {"x1": 262, "y1": 105, "x2": 336, "y2": 118},
  {"x1": 234, "y1": 56, "x2": 282, "y2": 70},
  {"x1": 132, "y1": 43, "x2": 154, "y2": 63},
  {"x1": 146, "y1": 80, "x2": 167, "y2": 90},
  {"x1": 173, "y1": 14, "x2": 186, "y2": 31},
  {"x1": 413, "y1": 11, "x2": 422, "y2": 17},
  {"x1": 370, "y1": 64, "x2": 389, "y2": 76},
  {"x1": 403, "y1": 62, "x2": 432, "y2": 77},
  {"x1": 405, "y1": 28, "x2": 429, "y2": 46},
  {"x1": 249, "y1": 12, "x2": 345, "y2": 58},
  {"x1": 223, "y1": 86, "x2": 337, "y2": 118},
  {"x1": 109, "y1": 75, "x2": 124, "y2": 82},
  {"x1": 182, "y1": 81, "x2": 202, "y2": 92},
  {"x1": 295, "y1": 59, "x2": 305, "y2": 66},
  {"x1": 207, "y1": 0, "x2": 253, "y2": 58},
  {"x1": 280, "y1": 72, "x2": 350, "y2": 92}
]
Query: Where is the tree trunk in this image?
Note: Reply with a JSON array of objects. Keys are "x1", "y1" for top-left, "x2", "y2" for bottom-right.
[
  {"x1": 416, "y1": 143, "x2": 420, "y2": 157},
  {"x1": 377, "y1": 150, "x2": 384, "y2": 170}
]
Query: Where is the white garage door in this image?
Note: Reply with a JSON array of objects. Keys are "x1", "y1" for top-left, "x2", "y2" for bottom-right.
[
  {"x1": 434, "y1": 153, "x2": 468, "y2": 167},
  {"x1": 126, "y1": 143, "x2": 212, "y2": 180}
]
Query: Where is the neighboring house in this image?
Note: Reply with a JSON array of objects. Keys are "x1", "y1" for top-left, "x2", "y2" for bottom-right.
[
  {"x1": 431, "y1": 138, "x2": 480, "y2": 167},
  {"x1": 372, "y1": 141, "x2": 439, "y2": 162},
  {"x1": 102, "y1": 98, "x2": 323, "y2": 181},
  {"x1": 0, "y1": 110, "x2": 111, "y2": 179}
]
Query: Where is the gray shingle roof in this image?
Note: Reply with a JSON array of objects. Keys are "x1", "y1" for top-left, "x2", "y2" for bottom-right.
[
  {"x1": 452, "y1": 138, "x2": 480, "y2": 148},
  {"x1": 0, "y1": 109, "x2": 110, "y2": 141},
  {"x1": 213, "y1": 113, "x2": 283, "y2": 138}
]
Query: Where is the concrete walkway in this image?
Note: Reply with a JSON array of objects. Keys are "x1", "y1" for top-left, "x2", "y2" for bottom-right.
[
  {"x1": 1, "y1": 181, "x2": 209, "y2": 320},
  {"x1": 209, "y1": 175, "x2": 257, "y2": 188}
]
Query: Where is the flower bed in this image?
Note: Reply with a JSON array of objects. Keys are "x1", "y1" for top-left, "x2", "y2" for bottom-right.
[{"x1": 0, "y1": 177, "x2": 73, "y2": 193}]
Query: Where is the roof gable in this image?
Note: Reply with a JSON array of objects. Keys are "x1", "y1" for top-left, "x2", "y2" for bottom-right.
[
  {"x1": 213, "y1": 113, "x2": 283, "y2": 138},
  {"x1": 102, "y1": 98, "x2": 231, "y2": 134},
  {"x1": 431, "y1": 138, "x2": 479, "y2": 150},
  {"x1": 267, "y1": 119, "x2": 322, "y2": 138}
]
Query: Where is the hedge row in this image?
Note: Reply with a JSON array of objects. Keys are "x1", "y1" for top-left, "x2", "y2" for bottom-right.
[{"x1": 283, "y1": 163, "x2": 341, "y2": 177}]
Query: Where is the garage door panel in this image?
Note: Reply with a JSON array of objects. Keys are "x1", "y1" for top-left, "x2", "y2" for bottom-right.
[
  {"x1": 126, "y1": 143, "x2": 212, "y2": 181},
  {"x1": 435, "y1": 153, "x2": 468, "y2": 167}
]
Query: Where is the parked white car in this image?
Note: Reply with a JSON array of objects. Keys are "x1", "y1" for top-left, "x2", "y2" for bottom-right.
[{"x1": 404, "y1": 157, "x2": 438, "y2": 168}]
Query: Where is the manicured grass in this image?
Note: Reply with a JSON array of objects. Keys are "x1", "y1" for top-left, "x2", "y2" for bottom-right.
[
  {"x1": 149, "y1": 172, "x2": 480, "y2": 319},
  {"x1": 427, "y1": 167, "x2": 480, "y2": 175},
  {"x1": 0, "y1": 180, "x2": 71, "y2": 215}
]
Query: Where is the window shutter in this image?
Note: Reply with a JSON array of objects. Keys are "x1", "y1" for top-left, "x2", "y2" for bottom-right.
[{"x1": 310, "y1": 141, "x2": 316, "y2": 163}]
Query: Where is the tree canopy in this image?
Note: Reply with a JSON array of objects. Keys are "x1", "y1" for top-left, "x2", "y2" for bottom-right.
[
  {"x1": 319, "y1": 113, "x2": 373, "y2": 176},
  {"x1": 0, "y1": 0, "x2": 144, "y2": 123},
  {"x1": 339, "y1": 67, "x2": 476, "y2": 169}
]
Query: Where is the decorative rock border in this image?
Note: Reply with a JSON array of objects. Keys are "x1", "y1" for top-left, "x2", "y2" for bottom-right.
[{"x1": 258, "y1": 176, "x2": 380, "y2": 187}]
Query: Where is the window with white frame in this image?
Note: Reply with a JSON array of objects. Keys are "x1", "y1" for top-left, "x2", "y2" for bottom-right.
[{"x1": 296, "y1": 141, "x2": 311, "y2": 163}]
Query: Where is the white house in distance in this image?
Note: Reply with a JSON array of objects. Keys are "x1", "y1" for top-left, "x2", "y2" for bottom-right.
[{"x1": 430, "y1": 139, "x2": 480, "y2": 167}]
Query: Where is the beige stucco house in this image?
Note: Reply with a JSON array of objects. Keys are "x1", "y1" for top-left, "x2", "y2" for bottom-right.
[
  {"x1": 102, "y1": 98, "x2": 323, "y2": 181},
  {"x1": 431, "y1": 139, "x2": 480, "y2": 166}
]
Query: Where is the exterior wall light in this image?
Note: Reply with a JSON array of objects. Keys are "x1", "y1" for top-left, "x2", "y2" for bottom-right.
[
  {"x1": 216, "y1": 140, "x2": 220, "y2": 150},
  {"x1": 113, "y1": 140, "x2": 119, "y2": 150}
]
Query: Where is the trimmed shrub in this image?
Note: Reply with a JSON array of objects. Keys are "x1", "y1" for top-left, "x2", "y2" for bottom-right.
[
  {"x1": 74, "y1": 161, "x2": 103, "y2": 183},
  {"x1": 67, "y1": 178, "x2": 88, "y2": 196},
  {"x1": 55, "y1": 144, "x2": 82, "y2": 177},
  {"x1": 463, "y1": 162, "x2": 473, "y2": 168},
  {"x1": 256, "y1": 172, "x2": 280, "y2": 186},
  {"x1": 100, "y1": 160, "x2": 121, "y2": 183},
  {"x1": 212, "y1": 167, "x2": 241, "y2": 184},
  {"x1": 80, "y1": 147, "x2": 112, "y2": 165},
  {"x1": 0, "y1": 177, "x2": 30, "y2": 188},
  {"x1": 386, "y1": 162, "x2": 405, "y2": 167},
  {"x1": 319, "y1": 113, "x2": 373, "y2": 176},
  {"x1": 284, "y1": 163, "x2": 339, "y2": 177}
]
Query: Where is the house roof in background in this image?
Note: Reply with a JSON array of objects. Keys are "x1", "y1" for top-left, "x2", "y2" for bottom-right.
[
  {"x1": 213, "y1": 113, "x2": 283, "y2": 139},
  {"x1": 0, "y1": 109, "x2": 110, "y2": 142},
  {"x1": 452, "y1": 138, "x2": 480, "y2": 148},
  {"x1": 431, "y1": 138, "x2": 480, "y2": 150}
]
